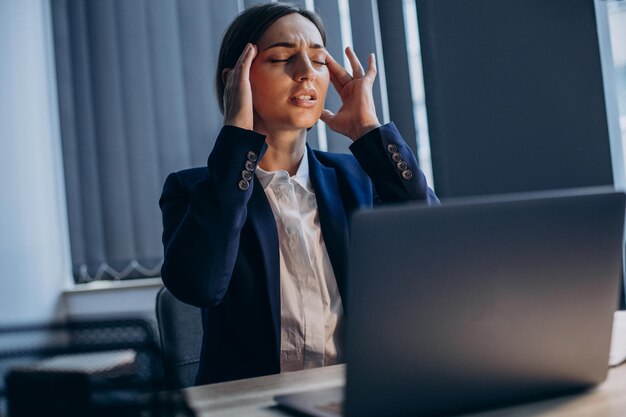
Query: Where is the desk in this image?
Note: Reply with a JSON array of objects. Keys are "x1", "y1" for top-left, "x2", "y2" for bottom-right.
[{"x1": 183, "y1": 363, "x2": 626, "y2": 417}]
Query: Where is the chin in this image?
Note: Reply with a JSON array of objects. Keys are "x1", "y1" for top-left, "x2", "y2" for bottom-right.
[
  {"x1": 279, "y1": 115, "x2": 321, "y2": 130},
  {"x1": 299, "y1": 120, "x2": 320, "y2": 131},
  {"x1": 255, "y1": 108, "x2": 322, "y2": 132},
  {"x1": 299, "y1": 111, "x2": 324, "y2": 127}
]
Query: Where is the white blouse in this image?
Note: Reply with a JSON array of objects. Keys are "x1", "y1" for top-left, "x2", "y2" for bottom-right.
[{"x1": 255, "y1": 151, "x2": 343, "y2": 372}]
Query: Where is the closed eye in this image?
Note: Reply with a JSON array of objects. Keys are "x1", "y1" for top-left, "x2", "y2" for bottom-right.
[{"x1": 269, "y1": 58, "x2": 327, "y2": 66}]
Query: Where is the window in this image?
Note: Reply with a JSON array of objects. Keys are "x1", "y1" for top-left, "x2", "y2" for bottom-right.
[
  {"x1": 51, "y1": 0, "x2": 424, "y2": 283},
  {"x1": 607, "y1": 1, "x2": 626, "y2": 140}
]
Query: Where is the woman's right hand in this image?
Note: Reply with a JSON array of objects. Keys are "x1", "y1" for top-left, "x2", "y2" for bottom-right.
[{"x1": 222, "y1": 43, "x2": 257, "y2": 131}]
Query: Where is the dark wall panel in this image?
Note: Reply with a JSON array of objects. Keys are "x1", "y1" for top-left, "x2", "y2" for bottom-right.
[{"x1": 417, "y1": 0, "x2": 613, "y2": 198}]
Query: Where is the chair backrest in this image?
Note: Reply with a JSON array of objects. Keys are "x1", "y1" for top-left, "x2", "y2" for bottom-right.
[{"x1": 155, "y1": 287, "x2": 203, "y2": 389}]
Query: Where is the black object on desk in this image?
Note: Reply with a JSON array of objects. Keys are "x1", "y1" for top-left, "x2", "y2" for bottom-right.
[{"x1": 0, "y1": 318, "x2": 195, "y2": 417}]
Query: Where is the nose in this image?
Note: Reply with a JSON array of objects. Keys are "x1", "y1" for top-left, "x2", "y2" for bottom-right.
[{"x1": 292, "y1": 55, "x2": 316, "y2": 83}]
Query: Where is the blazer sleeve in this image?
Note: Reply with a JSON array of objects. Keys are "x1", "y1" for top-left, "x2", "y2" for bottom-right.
[
  {"x1": 349, "y1": 122, "x2": 439, "y2": 204},
  {"x1": 160, "y1": 125, "x2": 267, "y2": 307}
]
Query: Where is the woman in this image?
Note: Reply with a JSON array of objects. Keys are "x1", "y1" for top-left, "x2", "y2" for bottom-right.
[{"x1": 160, "y1": 3, "x2": 438, "y2": 385}]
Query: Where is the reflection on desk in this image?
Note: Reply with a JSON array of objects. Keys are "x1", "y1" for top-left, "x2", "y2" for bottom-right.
[{"x1": 183, "y1": 363, "x2": 626, "y2": 417}]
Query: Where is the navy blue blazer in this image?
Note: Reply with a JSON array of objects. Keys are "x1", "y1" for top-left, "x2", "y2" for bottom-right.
[{"x1": 160, "y1": 123, "x2": 438, "y2": 385}]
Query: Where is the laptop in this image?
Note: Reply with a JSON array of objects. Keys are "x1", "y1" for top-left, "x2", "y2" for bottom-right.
[{"x1": 275, "y1": 188, "x2": 626, "y2": 416}]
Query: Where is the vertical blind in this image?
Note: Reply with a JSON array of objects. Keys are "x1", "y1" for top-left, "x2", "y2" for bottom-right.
[{"x1": 50, "y1": 0, "x2": 425, "y2": 282}]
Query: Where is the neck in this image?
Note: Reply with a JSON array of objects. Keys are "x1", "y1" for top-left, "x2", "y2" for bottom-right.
[{"x1": 257, "y1": 128, "x2": 307, "y2": 176}]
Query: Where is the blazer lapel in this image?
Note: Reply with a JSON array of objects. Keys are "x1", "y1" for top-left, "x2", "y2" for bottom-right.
[
  {"x1": 247, "y1": 175, "x2": 281, "y2": 356},
  {"x1": 307, "y1": 146, "x2": 350, "y2": 306}
]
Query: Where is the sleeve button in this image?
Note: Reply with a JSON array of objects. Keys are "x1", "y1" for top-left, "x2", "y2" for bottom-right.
[
  {"x1": 401, "y1": 169, "x2": 413, "y2": 180},
  {"x1": 247, "y1": 151, "x2": 258, "y2": 162},
  {"x1": 396, "y1": 161, "x2": 408, "y2": 171},
  {"x1": 238, "y1": 179, "x2": 250, "y2": 191},
  {"x1": 241, "y1": 170, "x2": 252, "y2": 181},
  {"x1": 391, "y1": 152, "x2": 403, "y2": 163},
  {"x1": 386, "y1": 144, "x2": 397, "y2": 154},
  {"x1": 245, "y1": 160, "x2": 256, "y2": 171}
]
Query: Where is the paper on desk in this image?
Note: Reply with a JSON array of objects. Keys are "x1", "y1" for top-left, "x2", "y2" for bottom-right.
[
  {"x1": 16, "y1": 349, "x2": 137, "y2": 377},
  {"x1": 609, "y1": 311, "x2": 626, "y2": 367}
]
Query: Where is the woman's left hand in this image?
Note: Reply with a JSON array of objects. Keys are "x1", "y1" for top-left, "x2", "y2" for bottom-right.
[{"x1": 320, "y1": 47, "x2": 381, "y2": 141}]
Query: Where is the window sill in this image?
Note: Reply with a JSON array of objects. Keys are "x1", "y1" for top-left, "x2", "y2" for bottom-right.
[
  {"x1": 62, "y1": 278, "x2": 163, "y2": 321},
  {"x1": 65, "y1": 277, "x2": 163, "y2": 295}
]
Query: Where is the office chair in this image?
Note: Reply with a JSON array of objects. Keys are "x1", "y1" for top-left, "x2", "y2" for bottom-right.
[{"x1": 155, "y1": 287, "x2": 203, "y2": 389}]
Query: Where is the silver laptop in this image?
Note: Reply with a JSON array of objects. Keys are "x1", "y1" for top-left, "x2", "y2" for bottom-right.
[{"x1": 275, "y1": 188, "x2": 625, "y2": 417}]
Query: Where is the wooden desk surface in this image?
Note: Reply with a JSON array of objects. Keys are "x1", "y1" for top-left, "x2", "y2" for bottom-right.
[{"x1": 183, "y1": 363, "x2": 626, "y2": 417}]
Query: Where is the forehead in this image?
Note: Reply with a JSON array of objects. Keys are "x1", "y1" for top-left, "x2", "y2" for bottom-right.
[{"x1": 257, "y1": 13, "x2": 324, "y2": 49}]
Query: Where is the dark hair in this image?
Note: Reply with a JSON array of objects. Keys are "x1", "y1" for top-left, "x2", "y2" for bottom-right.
[{"x1": 215, "y1": 3, "x2": 327, "y2": 114}]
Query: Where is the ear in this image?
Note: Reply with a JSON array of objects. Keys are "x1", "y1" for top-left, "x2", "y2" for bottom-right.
[{"x1": 222, "y1": 68, "x2": 232, "y2": 86}]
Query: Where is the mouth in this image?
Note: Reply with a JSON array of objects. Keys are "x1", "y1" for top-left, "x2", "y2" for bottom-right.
[{"x1": 290, "y1": 89, "x2": 318, "y2": 108}]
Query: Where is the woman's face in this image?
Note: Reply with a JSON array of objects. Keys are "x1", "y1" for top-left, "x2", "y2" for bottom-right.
[{"x1": 249, "y1": 13, "x2": 330, "y2": 134}]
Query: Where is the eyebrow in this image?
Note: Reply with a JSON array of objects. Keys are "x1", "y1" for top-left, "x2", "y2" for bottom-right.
[{"x1": 263, "y1": 42, "x2": 325, "y2": 51}]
